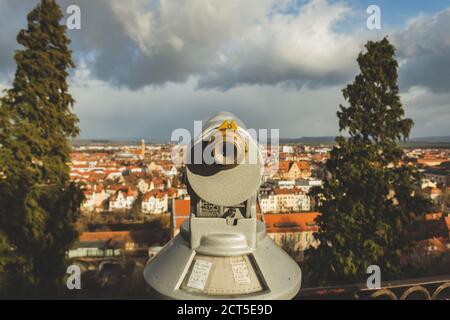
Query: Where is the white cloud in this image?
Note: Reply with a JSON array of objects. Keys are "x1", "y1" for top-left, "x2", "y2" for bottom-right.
[
  {"x1": 199, "y1": 0, "x2": 361, "y2": 89},
  {"x1": 0, "y1": 0, "x2": 449, "y2": 139},
  {"x1": 401, "y1": 86, "x2": 450, "y2": 137},
  {"x1": 61, "y1": 0, "x2": 361, "y2": 89},
  {"x1": 394, "y1": 8, "x2": 450, "y2": 93},
  {"x1": 70, "y1": 63, "x2": 344, "y2": 140}
]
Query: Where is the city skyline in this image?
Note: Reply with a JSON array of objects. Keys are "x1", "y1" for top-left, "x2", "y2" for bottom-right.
[
  {"x1": 0, "y1": 0, "x2": 449, "y2": 301},
  {"x1": 1, "y1": 0, "x2": 450, "y2": 140}
]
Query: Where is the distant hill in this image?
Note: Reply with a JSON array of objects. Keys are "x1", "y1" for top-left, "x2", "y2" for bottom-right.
[
  {"x1": 280, "y1": 136, "x2": 337, "y2": 144},
  {"x1": 410, "y1": 136, "x2": 450, "y2": 143},
  {"x1": 71, "y1": 136, "x2": 450, "y2": 148},
  {"x1": 70, "y1": 138, "x2": 168, "y2": 146},
  {"x1": 280, "y1": 136, "x2": 450, "y2": 147}
]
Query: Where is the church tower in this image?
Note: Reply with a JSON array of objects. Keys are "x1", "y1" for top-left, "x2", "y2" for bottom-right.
[{"x1": 141, "y1": 139, "x2": 145, "y2": 159}]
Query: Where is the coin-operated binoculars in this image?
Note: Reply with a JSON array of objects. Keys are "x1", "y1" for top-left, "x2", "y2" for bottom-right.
[{"x1": 144, "y1": 112, "x2": 301, "y2": 299}]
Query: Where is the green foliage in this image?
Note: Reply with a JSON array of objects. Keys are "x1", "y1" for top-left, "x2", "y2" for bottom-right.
[
  {"x1": 305, "y1": 38, "x2": 430, "y2": 286},
  {"x1": 0, "y1": 0, "x2": 83, "y2": 298}
]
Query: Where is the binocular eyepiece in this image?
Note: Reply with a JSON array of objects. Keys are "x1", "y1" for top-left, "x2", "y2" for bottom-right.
[{"x1": 185, "y1": 112, "x2": 264, "y2": 207}]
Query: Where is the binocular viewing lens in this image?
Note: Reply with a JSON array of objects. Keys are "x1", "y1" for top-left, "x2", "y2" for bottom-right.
[{"x1": 213, "y1": 139, "x2": 242, "y2": 165}]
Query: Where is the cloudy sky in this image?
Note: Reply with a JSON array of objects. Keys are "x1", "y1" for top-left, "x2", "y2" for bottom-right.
[{"x1": 0, "y1": 0, "x2": 449, "y2": 140}]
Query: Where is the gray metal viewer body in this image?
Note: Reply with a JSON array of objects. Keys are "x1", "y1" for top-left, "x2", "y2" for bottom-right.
[{"x1": 143, "y1": 112, "x2": 301, "y2": 299}]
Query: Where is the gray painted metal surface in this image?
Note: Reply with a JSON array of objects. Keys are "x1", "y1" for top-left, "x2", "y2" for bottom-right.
[
  {"x1": 144, "y1": 221, "x2": 301, "y2": 299},
  {"x1": 143, "y1": 112, "x2": 301, "y2": 299}
]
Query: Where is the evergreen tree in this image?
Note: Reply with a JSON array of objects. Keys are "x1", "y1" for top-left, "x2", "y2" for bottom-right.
[
  {"x1": 0, "y1": 0, "x2": 83, "y2": 298},
  {"x1": 305, "y1": 38, "x2": 430, "y2": 286}
]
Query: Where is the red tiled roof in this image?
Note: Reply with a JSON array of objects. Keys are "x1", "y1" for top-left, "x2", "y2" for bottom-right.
[
  {"x1": 143, "y1": 190, "x2": 166, "y2": 200},
  {"x1": 78, "y1": 230, "x2": 157, "y2": 245},
  {"x1": 425, "y1": 212, "x2": 443, "y2": 221},
  {"x1": 126, "y1": 187, "x2": 137, "y2": 197},
  {"x1": 174, "y1": 199, "x2": 190, "y2": 217},
  {"x1": 278, "y1": 161, "x2": 290, "y2": 172},
  {"x1": 272, "y1": 187, "x2": 304, "y2": 195},
  {"x1": 264, "y1": 212, "x2": 320, "y2": 233},
  {"x1": 445, "y1": 217, "x2": 450, "y2": 233},
  {"x1": 71, "y1": 164, "x2": 90, "y2": 169},
  {"x1": 417, "y1": 237, "x2": 449, "y2": 254},
  {"x1": 167, "y1": 188, "x2": 178, "y2": 197},
  {"x1": 296, "y1": 160, "x2": 310, "y2": 170},
  {"x1": 79, "y1": 231, "x2": 130, "y2": 242},
  {"x1": 277, "y1": 160, "x2": 310, "y2": 173},
  {"x1": 173, "y1": 200, "x2": 190, "y2": 229},
  {"x1": 153, "y1": 178, "x2": 165, "y2": 185},
  {"x1": 175, "y1": 217, "x2": 188, "y2": 230}
]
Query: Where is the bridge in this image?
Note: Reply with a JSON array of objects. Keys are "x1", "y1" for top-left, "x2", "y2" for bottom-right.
[{"x1": 296, "y1": 275, "x2": 450, "y2": 300}]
